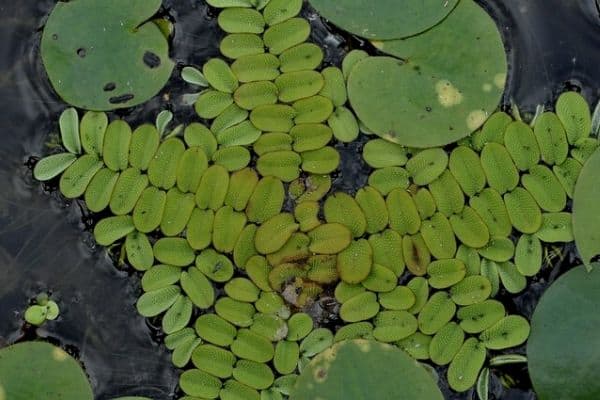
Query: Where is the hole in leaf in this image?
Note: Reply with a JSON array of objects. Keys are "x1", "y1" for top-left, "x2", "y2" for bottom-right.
[
  {"x1": 77, "y1": 48, "x2": 86, "y2": 58},
  {"x1": 103, "y1": 82, "x2": 116, "y2": 92},
  {"x1": 143, "y1": 51, "x2": 161, "y2": 68},
  {"x1": 109, "y1": 94, "x2": 135, "y2": 104}
]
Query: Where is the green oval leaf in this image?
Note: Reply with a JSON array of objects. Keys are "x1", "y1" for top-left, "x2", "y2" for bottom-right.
[
  {"x1": 33, "y1": 153, "x2": 77, "y2": 181},
  {"x1": 182, "y1": 66, "x2": 209, "y2": 87},
  {"x1": 59, "y1": 108, "x2": 81, "y2": 154}
]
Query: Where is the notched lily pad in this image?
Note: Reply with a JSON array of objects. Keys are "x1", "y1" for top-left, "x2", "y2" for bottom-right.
[
  {"x1": 347, "y1": 0, "x2": 507, "y2": 148},
  {"x1": 308, "y1": 0, "x2": 459, "y2": 40},
  {"x1": 41, "y1": 0, "x2": 174, "y2": 110}
]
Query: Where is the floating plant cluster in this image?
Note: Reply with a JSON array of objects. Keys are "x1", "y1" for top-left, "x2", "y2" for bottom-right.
[
  {"x1": 23, "y1": 293, "x2": 60, "y2": 326},
  {"x1": 25, "y1": 0, "x2": 600, "y2": 399}
]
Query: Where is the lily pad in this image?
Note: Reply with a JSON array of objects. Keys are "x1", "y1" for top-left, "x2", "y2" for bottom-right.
[
  {"x1": 290, "y1": 339, "x2": 443, "y2": 400},
  {"x1": 41, "y1": 0, "x2": 174, "y2": 110},
  {"x1": 308, "y1": 0, "x2": 459, "y2": 40},
  {"x1": 347, "y1": 0, "x2": 507, "y2": 148},
  {"x1": 573, "y1": 147, "x2": 600, "y2": 270},
  {"x1": 0, "y1": 342, "x2": 93, "y2": 400},
  {"x1": 528, "y1": 265, "x2": 600, "y2": 400}
]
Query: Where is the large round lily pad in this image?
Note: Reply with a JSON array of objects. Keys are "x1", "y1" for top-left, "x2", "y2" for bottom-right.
[
  {"x1": 347, "y1": 0, "x2": 507, "y2": 148},
  {"x1": 309, "y1": 0, "x2": 459, "y2": 40},
  {"x1": 573, "y1": 147, "x2": 600, "y2": 270},
  {"x1": 527, "y1": 265, "x2": 600, "y2": 400},
  {"x1": 41, "y1": 0, "x2": 174, "y2": 111},
  {"x1": 290, "y1": 339, "x2": 443, "y2": 400},
  {"x1": 0, "y1": 342, "x2": 93, "y2": 400}
]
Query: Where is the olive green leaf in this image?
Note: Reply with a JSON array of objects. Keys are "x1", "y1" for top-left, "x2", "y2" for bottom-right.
[
  {"x1": 476, "y1": 367, "x2": 490, "y2": 400},
  {"x1": 155, "y1": 110, "x2": 174, "y2": 137},
  {"x1": 342, "y1": 50, "x2": 368, "y2": 80},
  {"x1": 182, "y1": 66, "x2": 209, "y2": 87},
  {"x1": 33, "y1": 153, "x2": 77, "y2": 181},
  {"x1": 41, "y1": 0, "x2": 174, "y2": 110},
  {"x1": 24, "y1": 305, "x2": 48, "y2": 326},
  {"x1": 489, "y1": 354, "x2": 527, "y2": 366},
  {"x1": 264, "y1": 0, "x2": 302, "y2": 26},
  {"x1": 207, "y1": 0, "x2": 253, "y2": 7},
  {"x1": 59, "y1": 108, "x2": 81, "y2": 154},
  {"x1": 447, "y1": 338, "x2": 486, "y2": 392},
  {"x1": 218, "y1": 7, "x2": 265, "y2": 34},
  {"x1": 556, "y1": 91, "x2": 592, "y2": 144},
  {"x1": 136, "y1": 285, "x2": 180, "y2": 317}
]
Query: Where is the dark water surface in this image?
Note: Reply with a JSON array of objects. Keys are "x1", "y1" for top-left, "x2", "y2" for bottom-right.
[{"x1": 0, "y1": 0, "x2": 598, "y2": 399}]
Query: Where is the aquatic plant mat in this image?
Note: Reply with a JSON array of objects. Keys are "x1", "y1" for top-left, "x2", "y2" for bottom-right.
[{"x1": 12, "y1": 0, "x2": 600, "y2": 399}]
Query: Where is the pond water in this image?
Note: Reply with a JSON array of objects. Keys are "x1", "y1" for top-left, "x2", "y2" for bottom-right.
[{"x1": 0, "y1": 0, "x2": 598, "y2": 399}]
